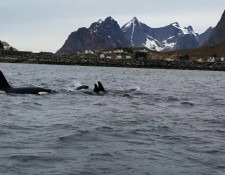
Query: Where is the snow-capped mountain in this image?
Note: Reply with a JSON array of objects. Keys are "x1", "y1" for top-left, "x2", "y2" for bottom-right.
[
  {"x1": 122, "y1": 17, "x2": 210, "y2": 51},
  {"x1": 57, "y1": 17, "x2": 212, "y2": 55},
  {"x1": 121, "y1": 17, "x2": 161, "y2": 51}
]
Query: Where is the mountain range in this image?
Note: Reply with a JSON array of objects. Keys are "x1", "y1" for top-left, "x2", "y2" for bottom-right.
[
  {"x1": 56, "y1": 18, "x2": 212, "y2": 55},
  {"x1": 57, "y1": 10, "x2": 225, "y2": 55}
]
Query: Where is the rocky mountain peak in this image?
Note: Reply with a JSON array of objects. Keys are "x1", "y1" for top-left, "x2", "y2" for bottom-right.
[
  {"x1": 187, "y1": 26, "x2": 194, "y2": 32},
  {"x1": 206, "y1": 10, "x2": 225, "y2": 46},
  {"x1": 56, "y1": 16, "x2": 130, "y2": 55},
  {"x1": 222, "y1": 9, "x2": 225, "y2": 20},
  {"x1": 104, "y1": 16, "x2": 116, "y2": 23},
  {"x1": 132, "y1": 17, "x2": 139, "y2": 23},
  {"x1": 121, "y1": 17, "x2": 142, "y2": 32}
]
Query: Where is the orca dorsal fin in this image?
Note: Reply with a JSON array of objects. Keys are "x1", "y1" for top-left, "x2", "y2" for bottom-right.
[
  {"x1": 0, "y1": 70, "x2": 11, "y2": 89},
  {"x1": 98, "y1": 81, "x2": 105, "y2": 92},
  {"x1": 93, "y1": 83, "x2": 99, "y2": 93}
]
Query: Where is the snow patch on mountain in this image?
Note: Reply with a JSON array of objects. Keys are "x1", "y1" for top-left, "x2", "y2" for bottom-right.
[
  {"x1": 172, "y1": 22, "x2": 197, "y2": 36},
  {"x1": 144, "y1": 35, "x2": 162, "y2": 51},
  {"x1": 162, "y1": 40, "x2": 176, "y2": 50},
  {"x1": 98, "y1": 19, "x2": 103, "y2": 24}
]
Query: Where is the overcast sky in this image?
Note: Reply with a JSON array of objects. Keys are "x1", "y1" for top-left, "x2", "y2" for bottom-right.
[{"x1": 1, "y1": 0, "x2": 224, "y2": 53}]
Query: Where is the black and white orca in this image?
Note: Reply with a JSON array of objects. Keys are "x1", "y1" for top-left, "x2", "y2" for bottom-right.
[
  {"x1": 0, "y1": 70, "x2": 55, "y2": 95},
  {"x1": 76, "y1": 81, "x2": 106, "y2": 95}
]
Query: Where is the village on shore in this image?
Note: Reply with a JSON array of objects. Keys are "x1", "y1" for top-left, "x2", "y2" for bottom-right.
[{"x1": 0, "y1": 47, "x2": 225, "y2": 71}]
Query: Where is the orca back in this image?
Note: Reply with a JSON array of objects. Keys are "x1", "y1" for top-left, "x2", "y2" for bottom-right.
[
  {"x1": 98, "y1": 81, "x2": 105, "y2": 92},
  {"x1": 76, "y1": 85, "x2": 89, "y2": 90},
  {"x1": 0, "y1": 70, "x2": 11, "y2": 89}
]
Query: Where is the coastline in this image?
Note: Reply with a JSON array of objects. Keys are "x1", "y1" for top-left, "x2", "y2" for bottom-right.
[{"x1": 1, "y1": 55, "x2": 225, "y2": 71}]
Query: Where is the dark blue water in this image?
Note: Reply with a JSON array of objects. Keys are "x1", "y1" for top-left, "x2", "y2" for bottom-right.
[{"x1": 0, "y1": 63, "x2": 225, "y2": 175}]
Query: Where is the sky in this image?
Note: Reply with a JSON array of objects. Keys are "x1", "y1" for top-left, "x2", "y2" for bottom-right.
[{"x1": 1, "y1": 0, "x2": 225, "y2": 53}]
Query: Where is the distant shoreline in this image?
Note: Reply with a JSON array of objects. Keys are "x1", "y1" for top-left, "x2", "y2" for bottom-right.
[{"x1": 1, "y1": 56, "x2": 225, "y2": 71}]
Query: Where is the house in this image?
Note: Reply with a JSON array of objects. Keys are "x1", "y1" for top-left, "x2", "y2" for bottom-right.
[
  {"x1": 115, "y1": 55, "x2": 122, "y2": 60},
  {"x1": 99, "y1": 53, "x2": 105, "y2": 59},
  {"x1": 207, "y1": 57, "x2": 215, "y2": 62},
  {"x1": 84, "y1": 50, "x2": 94, "y2": 54}
]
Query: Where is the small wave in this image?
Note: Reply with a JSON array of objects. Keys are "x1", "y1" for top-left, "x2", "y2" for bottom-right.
[
  {"x1": 93, "y1": 102, "x2": 107, "y2": 106},
  {"x1": 2, "y1": 124, "x2": 33, "y2": 131},
  {"x1": 129, "y1": 86, "x2": 141, "y2": 91},
  {"x1": 0, "y1": 130, "x2": 9, "y2": 135},
  {"x1": 21, "y1": 101, "x2": 42, "y2": 106},
  {"x1": 9, "y1": 154, "x2": 64, "y2": 162},
  {"x1": 215, "y1": 129, "x2": 225, "y2": 133},
  {"x1": 202, "y1": 119, "x2": 221, "y2": 124},
  {"x1": 166, "y1": 96, "x2": 180, "y2": 102},
  {"x1": 216, "y1": 165, "x2": 225, "y2": 169},
  {"x1": 58, "y1": 130, "x2": 99, "y2": 142},
  {"x1": 48, "y1": 123, "x2": 77, "y2": 130},
  {"x1": 161, "y1": 135, "x2": 182, "y2": 141},
  {"x1": 124, "y1": 139, "x2": 151, "y2": 146},
  {"x1": 122, "y1": 93, "x2": 133, "y2": 98},
  {"x1": 132, "y1": 91, "x2": 150, "y2": 96},
  {"x1": 125, "y1": 128, "x2": 147, "y2": 136},
  {"x1": 180, "y1": 101, "x2": 195, "y2": 107},
  {"x1": 89, "y1": 152, "x2": 116, "y2": 159},
  {"x1": 204, "y1": 149, "x2": 223, "y2": 154},
  {"x1": 10, "y1": 155, "x2": 39, "y2": 162},
  {"x1": 95, "y1": 126, "x2": 113, "y2": 131}
]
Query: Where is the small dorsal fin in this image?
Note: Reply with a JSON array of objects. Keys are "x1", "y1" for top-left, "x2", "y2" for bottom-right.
[
  {"x1": 0, "y1": 70, "x2": 11, "y2": 89},
  {"x1": 98, "y1": 81, "x2": 105, "y2": 92},
  {"x1": 93, "y1": 83, "x2": 99, "y2": 93}
]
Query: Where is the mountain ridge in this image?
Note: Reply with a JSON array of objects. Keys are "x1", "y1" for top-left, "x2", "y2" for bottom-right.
[
  {"x1": 57, "y1": 16, "x2": 213, "y2": 55},
  {"x1": 57, "y1": 17, "x2": 130, "y2": 55}
]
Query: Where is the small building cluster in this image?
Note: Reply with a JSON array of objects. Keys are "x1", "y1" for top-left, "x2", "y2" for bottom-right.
[
  {"x1": 196, "y1": 57, "x2": 225, "y2": 63},
  {"x1": 78, "y1": 48, "x2": 149, "y2": 60}
]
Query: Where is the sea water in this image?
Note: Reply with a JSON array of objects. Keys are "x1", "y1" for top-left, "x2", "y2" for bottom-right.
[{"x1": 0, "y1": 63, "x2": 225, "y2": 175}]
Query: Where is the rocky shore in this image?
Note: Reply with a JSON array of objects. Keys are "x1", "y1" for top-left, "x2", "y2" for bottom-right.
[{"x1": 1, "y1": 54, "x2": 225, "y2": 71}]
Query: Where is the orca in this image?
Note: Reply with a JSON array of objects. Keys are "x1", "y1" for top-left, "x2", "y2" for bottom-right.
[
  {"x1": 76, "y1": 81, "x2": 106, "y2": 95},
  {"x1": 76, "y1": 85, "x2": 89, "y2": 90},
  {"x1": 0, "y1": 70, "x2": 55, "y2": 95},
  {"x1": 93, "y1": 81, "x2": 107, "y2": 93}
]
